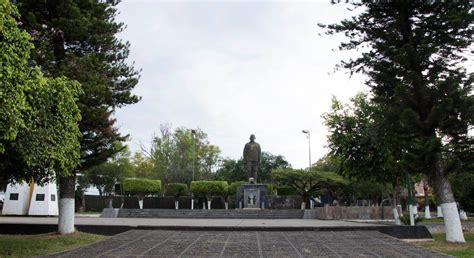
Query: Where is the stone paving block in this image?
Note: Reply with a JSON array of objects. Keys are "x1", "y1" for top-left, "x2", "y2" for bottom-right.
[{"x1": 46, "y1": 230, "x2": 448, "y2": 258}]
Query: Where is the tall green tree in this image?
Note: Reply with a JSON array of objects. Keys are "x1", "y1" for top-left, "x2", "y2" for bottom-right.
[
  {"x1": 214, "y1": 159, "x2": 246, "y2": 183},
  {"x1": 214, "y1": 152, "x2": 290, "y2": 183},
  {"x1": 323, "y1": 94, "x2": 407, "y2": 210},
  {"x1": 258, "y1": 152, "x2": 291, "y2": 183},
  {"x1": 0, "y1": 0, "x2": 82, "y2": 235},
  {"x1": 15, "y1": 0, "x2": 141, "y2": 234},
  {"x1": 0, "y1": 0, "x2": 30, "y2": 156},
  {"x1": 0, "y1": 0, "x2": 81, "y2": 183},
  {"x1": 131, "y1": 152, "x2": 156, "y2": 179},
  {"x1": 322, "y1": 1, "x2": 473, "y2": 242},
  {"x1": 272, "y1": 168, "x2": 347, "y2": 209},
  {"x1": 83, "y1": 144, "x2": 134, "y2": 196},
  {"x1": 148, "y1": 125, "x2": 221, "y2": 184}
]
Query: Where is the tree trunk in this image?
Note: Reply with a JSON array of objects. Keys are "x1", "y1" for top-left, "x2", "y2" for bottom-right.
[
  {"x1": 301, "y1": 201, "x2": 306, "y2": 210},
  {"x1": 58, "y1": 175, "x2": 75, "y2": 234},
  {"x1": 432, "y1": 160, "x2": 465, "y2": 243},
  {"x1": 390, "y1": 183, "x2": 401, "y2": 225},
  {"x1": 423, "y1": 177, "x2": 431, "y2": 219}
]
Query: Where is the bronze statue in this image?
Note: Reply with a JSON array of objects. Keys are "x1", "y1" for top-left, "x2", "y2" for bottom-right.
[{"x1": 243, "y1": 134, "x2": 261, "y2": 183}]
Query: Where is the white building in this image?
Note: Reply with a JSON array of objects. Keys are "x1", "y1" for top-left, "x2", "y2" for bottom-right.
[
  {"x1": 28, "y1": 182, "x2": 58, "y2": 216},
  {"x1": 2, "y1": 181, "x2": 58, "y2": 216}
]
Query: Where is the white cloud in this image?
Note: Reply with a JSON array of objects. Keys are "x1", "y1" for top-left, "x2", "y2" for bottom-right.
[{"x1": 114, "y1": 1, "x2": 368, "y2": 168}]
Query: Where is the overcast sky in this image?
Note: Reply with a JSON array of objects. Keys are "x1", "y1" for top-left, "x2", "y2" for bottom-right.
[{"x1": 114, "y1": 0, "x2": 368, "y2": 169}]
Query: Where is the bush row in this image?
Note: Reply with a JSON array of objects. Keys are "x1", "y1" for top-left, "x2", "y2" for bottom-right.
[{"x1": 122, "y1": 178, "x2": 295, "y2": 197}]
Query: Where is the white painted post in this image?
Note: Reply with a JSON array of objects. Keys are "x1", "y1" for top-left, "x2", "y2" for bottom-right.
[
  {"x1": 310, "y1": 200, "x2": 314, "y2": 209},
  {"x1": 175, "y1": 200, "x2": 179, "y2": 210},
  {"x1": 442, "y1": 202, "x2": 465, "y2": 242},
  {"x1": 437, "y1": 206, "x2": 443, "y2": 217},
  {"x1": 392, "y1": 208, "x2": 401, "y2": 225},
  {"x1": 225, "y1": 202, "x2": 228, "y2": 210},
  {"x1": 191, "y1": 198, "x2": 194, "y2": 210},
  {"x1": 409, "y1": 204, "x2": 415, "y2": 226},
  {"x1": 424, "y1": 206, "x2": 431, "y2": 219},
  {"x1": 207, "y1": 200, "x2": 211, "y2": 210},
  {"x1": 138, "y1": 199, "x2": 143, "y2": 209},
  {"x1": 58, "y1": 198, "x2": 75, "y2": 234}
]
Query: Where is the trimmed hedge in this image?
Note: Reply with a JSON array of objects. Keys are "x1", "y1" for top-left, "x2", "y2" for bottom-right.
[
  {"x1": 123, "y1": 178, "x2": 161, "y2": 197},
  {"x1": 276, "y1": 185, "x2": 297, "y2": 196},
  {"x1": 191, "y1": 181, "x2": 228, "y2": 197},
  {"x1": 266, "y1": 184, "x2": 274, "y2": 195},
  {"x1": 228, "y1": 181, "x2": 246, "y2": 195},
  {"x1": 166, "y1": 183, "x2": 188, "y2": 197}
]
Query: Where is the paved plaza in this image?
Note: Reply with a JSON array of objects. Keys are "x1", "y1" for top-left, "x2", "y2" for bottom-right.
[{"x1": 47, "y1": 230, "x2": 446, "y2": 257}]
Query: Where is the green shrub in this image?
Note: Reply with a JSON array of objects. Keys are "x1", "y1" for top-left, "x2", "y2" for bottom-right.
[
  {"x1": 276, "y1": 185, "x2": 297, "y2": 196},
  {"x1": 228, "y1": 181, "x2": 246, "y2": 195},
  {"x1": 265, "y1": 184, "x2": 274, "y2": 195},
  {"x1": 123, "y1": 178, "x2": 161, "y2": 198},
  {"x1": 399, "y1": 212, "x2": 423, "y2": 225},
  {"x1": 166, "y1": 183, "x2": 188, "y2": 198},
  {"x1": 191, "y1": 181, "x2": 228, "y2": 197}
]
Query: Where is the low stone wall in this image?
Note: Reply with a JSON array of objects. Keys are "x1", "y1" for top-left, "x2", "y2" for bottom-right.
[
  {"x1": 83, "y1": 195, "x2": 302, "y2": 212},
  {"x1": 305, "y1": 206, "x2": 393, "y2": 220}
]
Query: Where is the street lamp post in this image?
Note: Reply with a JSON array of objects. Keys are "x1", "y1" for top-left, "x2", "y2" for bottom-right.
[
  {"x1": 191, "y1": 129, "x2": 196, "y2": 181},
  {"x1": 191, "y1": 129, "x2": 196, "y2": 210},
  {"x1": 302, "y1": 130, "x2": 311, "y2": 171}
]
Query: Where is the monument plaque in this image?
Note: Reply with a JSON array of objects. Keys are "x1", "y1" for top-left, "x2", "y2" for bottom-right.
[{"x1": 236, "y1": 184, "x2": 268, "y2": 209}]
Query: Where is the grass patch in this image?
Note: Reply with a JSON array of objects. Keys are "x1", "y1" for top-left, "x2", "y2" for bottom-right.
[
  {"x1": 422, "y1": 217, "x2": 473, "y2": 223},
  {"x1": 0, "y1": 231, "x2": 107, "y2": 257},
  {"x1": 416, "y1": 233, "x2": 474, "y2": 257}
]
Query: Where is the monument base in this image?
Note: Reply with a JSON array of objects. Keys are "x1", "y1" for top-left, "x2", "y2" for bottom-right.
[{"x1": 236, "y1": 184, "x2": 268, "y2": 209}]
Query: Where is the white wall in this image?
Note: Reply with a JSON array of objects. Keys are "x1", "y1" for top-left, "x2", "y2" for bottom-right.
[
  {"x1": 28, "y1": 182, "x2": 59, "y2": 216},
  {"x1": 2, "y1": 183, "x2": 31, "y2": 215}
]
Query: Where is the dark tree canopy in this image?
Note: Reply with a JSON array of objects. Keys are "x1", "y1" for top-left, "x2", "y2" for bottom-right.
[
  {"x1": 322, "y1": 1, "x2": 472, "y2": 242},
  {"x1": 16, "y1": 0, "x2": 141, "y2": 171},
  {"x1": 0, "y1": 0, "x2": 81, "y2": 184},
  {"x1": 214, "y1": 152, "x2": 290, "y2": 183},
  {"x1": 321, "y1": 0, "x2": 473, "y2": 188}
]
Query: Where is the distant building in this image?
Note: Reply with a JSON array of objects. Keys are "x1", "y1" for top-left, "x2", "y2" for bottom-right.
[{"x1": 2, "y1": 180, "x2": 58, "y2": 216}]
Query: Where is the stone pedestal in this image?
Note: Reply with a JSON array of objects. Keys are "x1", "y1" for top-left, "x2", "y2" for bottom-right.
[{"x1": 236, "y1": 184, "x2": 268, "y2": 209}]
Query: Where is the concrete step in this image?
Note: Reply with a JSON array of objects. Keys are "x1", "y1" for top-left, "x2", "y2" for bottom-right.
[{"x1": 117, "y1": 209, "x2": 305, "y2": 219}]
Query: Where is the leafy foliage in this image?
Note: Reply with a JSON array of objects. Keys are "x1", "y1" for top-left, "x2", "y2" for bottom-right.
[
  {"x1": 148, "y1": 125, "x2": 221, "y2": 184},
  {"x1": 321, "y1": 1, "x2": 473, "y2": 192},
  {"x1": 16, "y1": 0, "x2": 141, "y2": 172},
  {"x1": 214, "y1": 152, "x2": 290, "y2": 183},
  {"x1": 123, "y1": 178, "x2": 161, "y2": 198},
  {"x1": 0, "y1": 0, "x2": 81, "y2": 184},
  {"x1": 165, "y1": 183, "x2": 189, "y2": 198},
  {"x1": 228, "y1": 181, "x2": 246, "y2": 196},
  {"x1": 190, "y1": 181, "x2": 228, "y2": 198},
  {"x1": 275, "y1": 186, "x2": 297, "y2": 196},
  {"x1": 0, "y1": 0, "x2": 31, "y2": 153},
  {"x1": 258, "y1": 152, "x2": 291, "y2": 183},
  {"x1": 214, "y1": 159, "x2": 246, "y2": 183},
  {"x1": 83, "y1": 145, "x2": 134, "y2": 196},
  {"x1": 450, "y1": 172, "x2": 474, "y2": 213},
  {"x1": 272, "y1": 168, "x2": 347, "y2": 199}
]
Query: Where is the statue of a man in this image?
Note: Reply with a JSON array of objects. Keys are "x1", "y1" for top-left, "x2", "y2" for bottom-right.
[{"x1": 243, "y1": 134, "x2": 261, "y2": 183}]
